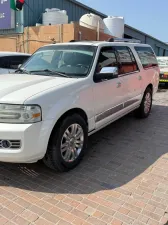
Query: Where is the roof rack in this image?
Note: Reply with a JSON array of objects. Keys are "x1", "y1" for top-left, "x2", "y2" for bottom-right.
[{"x1": 108, "y1": 38, "x2": 141, "y2": 43}]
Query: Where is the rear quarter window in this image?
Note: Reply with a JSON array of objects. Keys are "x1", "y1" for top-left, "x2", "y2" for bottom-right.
[{"x1": 134, "y1": 46, "x2": 158, "y2": 69}]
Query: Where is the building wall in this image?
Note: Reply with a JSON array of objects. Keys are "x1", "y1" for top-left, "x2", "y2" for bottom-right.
[
  {"x1": 23, "y1": 0, "x2": 168, "y2": 56},
  {"x1": 24, "y1": 0, "x2": 103, "y2": 27},
  {"x1": 124, "y1": 26, "x2": 168, "y2": 56}
]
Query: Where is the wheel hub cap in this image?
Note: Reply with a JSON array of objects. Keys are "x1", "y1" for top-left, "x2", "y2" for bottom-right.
[
  {"x1": 144, "y1": 92, "x2": 151, "y2": 114},
  {"x1": 61, "y1": 124, "x2": 84, "y2": 162}
]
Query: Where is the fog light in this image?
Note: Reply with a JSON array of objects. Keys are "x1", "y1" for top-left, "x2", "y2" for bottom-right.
[{"x1": 1, "y1": 140, "x2": 11, "y2": 149}]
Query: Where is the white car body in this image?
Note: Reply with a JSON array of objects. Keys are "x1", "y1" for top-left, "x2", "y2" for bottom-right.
[
  {"x1": 0, "y1": 51, "x2": 31, "y2": 74},
  {"x1": 0, "y1": 41, "x2": 159, "y2": 166}
]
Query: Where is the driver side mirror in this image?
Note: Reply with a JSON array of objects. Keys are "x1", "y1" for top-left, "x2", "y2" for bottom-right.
[
  {"x1": 94, "y1": 66, "x2": 118, "y2": 82},
  {"x1": 100, "y1": 67, "x2": 118, "y2": 75}
]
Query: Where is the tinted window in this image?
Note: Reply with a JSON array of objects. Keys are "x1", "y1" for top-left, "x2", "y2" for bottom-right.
[
  {"x1": 96, "y1": 47, "x2": 117, "y2": 73},
  {"x1": 114, "y1": 46, "x2": 138, "y2": 74},
  {"x1": 8, "y1": 56, "x2": 30, "y2": 69},
  {"x1": 0, "y1": 55, "x2": 30, "y2": 69},
  {"x1": 0, "y1": 57, "x2": 9, "y2": 69},
  {"x1": 134, "y1": 46, "x2": 158, "y2": 69}
]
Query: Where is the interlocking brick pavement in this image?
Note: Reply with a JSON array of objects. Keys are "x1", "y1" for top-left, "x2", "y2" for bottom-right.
[{"x1": 1, "y1": 88, "x2": 168, "y2": 224}]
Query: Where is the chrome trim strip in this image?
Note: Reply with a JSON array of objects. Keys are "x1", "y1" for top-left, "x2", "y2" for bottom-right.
[
  {"x1": 95, "y1": 98, "x2": 139, "y2": 123},
  {"x1": 118, "y1": 70, "x2": 139, "y2": 77},
  {"x1": 124, "y1": 99, "x2": 139, "y2": 108},
  {"x1": 95, "y1": 103, "x2": 123, "y2": 122},
  {"x1": 90, "y1": 105, "x2": 139, "y2": 136}
]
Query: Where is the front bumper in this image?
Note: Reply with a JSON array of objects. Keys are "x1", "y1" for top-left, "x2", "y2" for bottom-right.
[{"x1": 0, "y1": 121, "x2": 52, "y2": 163}]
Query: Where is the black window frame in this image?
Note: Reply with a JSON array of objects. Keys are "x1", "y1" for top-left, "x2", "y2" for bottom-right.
[{"x1": 93, "y1": 46, "x2": 120, "y2": 83}]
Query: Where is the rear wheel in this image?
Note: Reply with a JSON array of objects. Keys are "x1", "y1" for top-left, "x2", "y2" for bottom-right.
[
  {"x1": 43, "y1": 114, "x2": 88, "y2": 172},
  {"x1": 135, "y1": 87, "x2": 152, "y2": 118}
]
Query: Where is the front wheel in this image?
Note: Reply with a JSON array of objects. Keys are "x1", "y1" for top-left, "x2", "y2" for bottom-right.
[
  {"x1": 135, "y1": 87, "x2": 152, "y2": 118},
  {"x1": 43, "y1": 114, "x2": 88, "y2": 172}
]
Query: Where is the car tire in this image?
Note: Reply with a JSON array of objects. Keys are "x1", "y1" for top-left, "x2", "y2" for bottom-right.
[
  {"x1": 134, "y1": 87, "x2": 152, "y2": 119},
  {"x1": 43, "y1": 114, "x2": 88, "y2": 172}
]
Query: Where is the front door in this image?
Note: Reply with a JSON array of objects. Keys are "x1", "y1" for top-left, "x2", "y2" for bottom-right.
[{"x1": 93, "y1": 46, "x2": 127, "y2": 129}]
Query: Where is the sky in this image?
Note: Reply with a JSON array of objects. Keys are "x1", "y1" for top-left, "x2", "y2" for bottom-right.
[{"x1": 78, "y1": 0, "x2": 168, "y2": 43}]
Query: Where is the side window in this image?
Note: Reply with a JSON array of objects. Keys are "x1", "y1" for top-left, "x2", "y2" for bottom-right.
[
  {"x1": 0, "y1": 57, "x2": 9, "y2": 69},
  {"x1": 114, "y1": 46, "x2": 138, "y2": 75},
  {"x1": 96, "y1": 47, "x2": 118, "y2": 73},
  {"x1": 8, "y1": 56, "x2": 30, "y2": 69},
  {"x1": 134, "y1": 46, "x2": 158, "y2": 69}
]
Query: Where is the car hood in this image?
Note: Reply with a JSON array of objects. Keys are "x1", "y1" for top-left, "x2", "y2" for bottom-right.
[{"x1": 0, "y1": 74, "x2": 75, "y2": 104}]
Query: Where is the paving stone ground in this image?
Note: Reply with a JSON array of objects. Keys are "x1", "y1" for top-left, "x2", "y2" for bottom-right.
[{"x1": 1, "y1": 87, "x2": 168, "y2": 225}]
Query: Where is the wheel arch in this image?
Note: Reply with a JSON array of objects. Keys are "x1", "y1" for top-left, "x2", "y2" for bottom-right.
[
  {"x1": 48, "y1": 108, "x2": 88, "y2": 143},
  {"x1": 146, "y1": 83, "x2": 153, "y2": 94}
]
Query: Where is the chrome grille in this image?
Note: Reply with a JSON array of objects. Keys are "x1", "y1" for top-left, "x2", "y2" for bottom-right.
[{"x1": 0, "y1": 140, "x2": 21, "y2": 149}]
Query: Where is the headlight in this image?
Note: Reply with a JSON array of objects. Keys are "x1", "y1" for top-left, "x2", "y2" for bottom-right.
[{"x1": 0, "y1": 104, "x2": 42, "y2": 124}]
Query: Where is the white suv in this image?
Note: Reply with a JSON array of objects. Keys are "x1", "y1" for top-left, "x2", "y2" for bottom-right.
[{"x1": 0, "y1": 39, "x2": 159, "y2": 172}]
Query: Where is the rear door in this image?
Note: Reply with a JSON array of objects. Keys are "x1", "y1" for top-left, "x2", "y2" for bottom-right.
[
  {"x1": 134, "y1": 46, "x2": 159, "y2": 94},
  {"x1": 113, "y1": 46, "x2": 143, "y2": 109}
]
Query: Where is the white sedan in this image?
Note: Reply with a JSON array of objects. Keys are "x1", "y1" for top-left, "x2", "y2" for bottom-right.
[{"x1": 0, "y1": 52, "x2": 31, "y2": 74}]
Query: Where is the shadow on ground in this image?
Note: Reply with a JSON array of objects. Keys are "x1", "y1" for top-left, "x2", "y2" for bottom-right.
[{"x1": 0, "y1": 102, "x2": 168, "y2": 195}]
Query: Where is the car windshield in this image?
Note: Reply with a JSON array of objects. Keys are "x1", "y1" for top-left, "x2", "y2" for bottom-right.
[
  {"x1": 19, "y1": 45, "x2": 96, "y2": 77},
  {"x1": 157, "y1": 58, "x2": 168, "y2": 68}
]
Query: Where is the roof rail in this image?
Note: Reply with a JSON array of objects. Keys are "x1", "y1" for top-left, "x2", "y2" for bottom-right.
[{"x1": 108, "y1": 38, "x2": 141, "y2": 43}]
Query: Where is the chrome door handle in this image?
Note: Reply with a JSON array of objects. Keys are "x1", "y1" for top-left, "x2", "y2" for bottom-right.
[
  {"x1": 138, "y1": 75, "x2": 142, "y2": 80},
  {"x1": 117, "y1": 82, "x2": 121, "y2": 88}
]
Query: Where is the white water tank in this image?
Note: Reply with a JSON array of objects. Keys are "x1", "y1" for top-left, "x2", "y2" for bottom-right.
[
  {"x1": 103, "y1": 16, "x2": 124, "y2": 38},
  {"x1": 42, "y1": 8, "x2": 68, "y2": 25},
  {"x1": 79, "y1": 13, "x2": 104, "y2": 32}
]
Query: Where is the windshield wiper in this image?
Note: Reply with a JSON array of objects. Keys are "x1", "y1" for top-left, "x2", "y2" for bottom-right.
[
  {"x1": 15, "y1": 68, "x2": 30, "y2": 74},
  {"x1": 29, "y1": 69, "x2": 70, "y2": 78}
]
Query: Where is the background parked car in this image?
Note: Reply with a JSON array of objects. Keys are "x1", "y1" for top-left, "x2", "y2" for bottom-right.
[
  {"x1": 157, "y1": 56, "x2": 168, "y2": 85},
  {"x1": 0, "y1": 52, "x2": 31, "y2": 74}
]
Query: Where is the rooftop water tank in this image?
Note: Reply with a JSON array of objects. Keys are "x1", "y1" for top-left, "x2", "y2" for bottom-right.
[
  {"x1": 103, "y1": 16, "x2": 124, "y2": 38},
  {"x1": 79, "y1": 13, "x2": 104, "y2": 32},
  {"x1": 42, "y1": 8, "x2": 68, "y2": 25}
]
